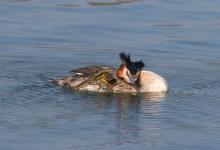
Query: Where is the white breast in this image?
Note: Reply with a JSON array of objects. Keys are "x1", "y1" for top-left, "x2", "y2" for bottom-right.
[{"x1": 139, "y1": 71, "x2": 168, "y2": 93}]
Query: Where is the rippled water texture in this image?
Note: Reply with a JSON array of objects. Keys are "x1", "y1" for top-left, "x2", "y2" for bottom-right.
[{"x1": 0, "y1": 0, "x2": 220, "y2": 149}]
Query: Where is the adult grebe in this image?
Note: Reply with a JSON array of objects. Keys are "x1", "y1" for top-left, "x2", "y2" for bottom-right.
[
  {"x1": 52, "y1": 52, "x2": 168, "y2": 93},
  {"x1": 117, "y1": 52, "x2": 168, "y2": 93}
]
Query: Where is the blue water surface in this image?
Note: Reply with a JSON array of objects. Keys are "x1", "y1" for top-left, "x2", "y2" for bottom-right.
[{"x1": 0, "y1": 0, "x2": 220, "y2": 150}]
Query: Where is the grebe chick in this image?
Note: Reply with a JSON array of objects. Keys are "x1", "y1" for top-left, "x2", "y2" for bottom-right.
[
  {"x1": 117, "y1": 52, "x2": 168, "y2": 93},
  {"x1": 52, "y1": 65, "x2": 137, "y2": 93}
]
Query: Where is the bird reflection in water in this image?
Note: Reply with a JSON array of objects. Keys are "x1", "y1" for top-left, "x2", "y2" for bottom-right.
[
  {"x1": 70, "y1": 91, "x2": 166, "y2": 145},
  {"x1": 113, "y1": 94, "x2": 166, "y2": 144}
]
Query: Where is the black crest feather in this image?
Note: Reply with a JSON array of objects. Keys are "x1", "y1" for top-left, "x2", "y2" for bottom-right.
[
  {"x1": 137, "y1": 60, "x2": 145, "y2": 69},
  {"x1": 119, "y1": 52, "x2": 145, "y2": 75},
  {"x1": 119, "y1": 52, "x2": 131, "y2": 64}
]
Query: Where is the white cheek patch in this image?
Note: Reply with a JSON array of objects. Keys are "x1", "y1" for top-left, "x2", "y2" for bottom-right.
[
  {"x1": 122, "y1": 67, "x2": 137, "y2": 84},
  {"x1": 124, "y1": 76, "x2": 132, "y2": 83}
]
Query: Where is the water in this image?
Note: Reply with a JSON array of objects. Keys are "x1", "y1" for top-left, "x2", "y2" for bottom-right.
[{"x1": 0, "y1": 0, "x2": 220, "y2": 149}]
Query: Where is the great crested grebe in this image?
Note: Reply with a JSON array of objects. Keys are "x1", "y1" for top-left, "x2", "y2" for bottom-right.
[
  {"x1": 117, "y1": 52, "x2": 168, "y2": 93},
  {"x1": 52, "y1": 52, "x2": 168, "y2": 93}
]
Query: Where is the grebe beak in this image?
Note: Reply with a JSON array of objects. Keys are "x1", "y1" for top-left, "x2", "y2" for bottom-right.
[{"x1": 128, "y1": 75, "x2": 138, "y2": 84}]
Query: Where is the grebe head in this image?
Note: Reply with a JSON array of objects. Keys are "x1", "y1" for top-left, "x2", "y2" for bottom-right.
[{"x1": 117, "y1": 52, "x2": 145, "y2": 84}]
